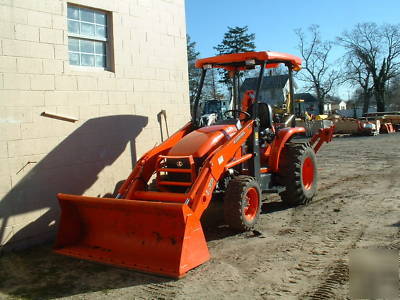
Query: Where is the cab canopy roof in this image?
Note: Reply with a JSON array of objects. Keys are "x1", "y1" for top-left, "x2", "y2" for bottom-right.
[{"x1": 195, "y1": 51, "x2": 302, "y2": 71}]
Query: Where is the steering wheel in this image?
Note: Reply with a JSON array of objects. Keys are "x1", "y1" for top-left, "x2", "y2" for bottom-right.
[{"x1": 224, "y1": 109, "x2": 251, "y2": 120}]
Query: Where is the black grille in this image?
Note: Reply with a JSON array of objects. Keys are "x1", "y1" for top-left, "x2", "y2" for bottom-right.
[{"x1": 165, "y1": 158, "x2": 191, "y2": 169}]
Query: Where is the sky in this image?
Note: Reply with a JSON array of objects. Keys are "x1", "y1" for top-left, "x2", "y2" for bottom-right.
[{"x1": 185, "y1": 0, "x2": 400, "y2": 99}]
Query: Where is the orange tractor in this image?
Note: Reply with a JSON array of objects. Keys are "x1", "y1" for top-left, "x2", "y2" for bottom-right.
[{"x1": 54, "y1": 51, "x2": 334, "y2": 278}]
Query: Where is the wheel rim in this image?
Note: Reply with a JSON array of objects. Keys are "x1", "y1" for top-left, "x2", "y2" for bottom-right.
[
  {"x1": 244, "y1": 187, "x2": 259, "y2": 221},
  {"x1": 302, "y1": 157, "x2": 315, "y2": 190}
]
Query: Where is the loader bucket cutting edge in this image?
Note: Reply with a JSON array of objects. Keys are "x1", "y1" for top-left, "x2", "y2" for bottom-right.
[{"x1": 54, "y1": 193, "x2": 210, "y2": 278}]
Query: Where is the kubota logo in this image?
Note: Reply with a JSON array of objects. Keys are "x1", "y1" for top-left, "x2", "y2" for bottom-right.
[
  {"x1": 205, "y1": 178, "x2": 214, "y2": 196},
  {"x1": 234, "y1": 130, "x2": 246, "y2": 144}
]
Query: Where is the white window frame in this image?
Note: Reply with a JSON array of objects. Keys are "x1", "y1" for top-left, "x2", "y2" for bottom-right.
[{"x1": 67, "y1": 4, "x2": 113, "y2": 71}]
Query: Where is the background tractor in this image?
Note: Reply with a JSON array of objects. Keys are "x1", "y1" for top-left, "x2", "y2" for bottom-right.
[{"x1": 54, "y1": 51, "x2": 334, "y2": 278}]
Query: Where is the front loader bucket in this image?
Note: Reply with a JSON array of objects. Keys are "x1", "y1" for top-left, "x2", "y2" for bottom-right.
[{"x1": 54, "y1": 193, "x2": 210, "y2": 278}]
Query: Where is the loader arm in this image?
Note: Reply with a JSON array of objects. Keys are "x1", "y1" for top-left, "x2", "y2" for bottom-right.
[
  {"x1": 269, "y1": 127, "x2": 306, "y2": 172},
  {"x1": 188, "y1": 120, "x2": 254, "y2": 219},
  {"x1": 55, "y1": 120, "x2": 255, "y2": 278},
  {"x1": 123, "y1": 119, "x2": 255, "y2": 218}
]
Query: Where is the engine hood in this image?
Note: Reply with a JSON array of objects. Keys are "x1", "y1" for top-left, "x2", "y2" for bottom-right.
[{"x1": 168, "y1": 124, "x2": 238, "y2": 158}]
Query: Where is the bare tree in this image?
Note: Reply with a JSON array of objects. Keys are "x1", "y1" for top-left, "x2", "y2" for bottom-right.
[
  {"x1": 338, "y1": 23, "x2": 400, "y2": 112},
  {"x1": 386, "y1": 75, "x2": 400, "y2": 110},
  {"x1": 343, "y1": 55, "x2": 373, "y2": 114},
  {"x1": 295, "y1": 25, "x2": 340, "y2": 114}
]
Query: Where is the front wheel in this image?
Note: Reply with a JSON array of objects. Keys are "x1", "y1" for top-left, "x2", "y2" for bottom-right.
[
  {"x1": 223, "y1": 176, "x2": 261, "y2": 231},
  {"x1": 277, "y1": 142, "x2": 318, "y2": 205}
]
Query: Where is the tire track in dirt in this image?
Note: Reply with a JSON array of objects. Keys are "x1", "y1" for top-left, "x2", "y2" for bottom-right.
[
  {"x1": 259, "y1": 159, "x2": 382, "y2": 299},
  {"x1": 249, "y1": 164, "x2": 367, "y2": 298},
  {"x1": 302, "y1": 230, "x2": 365, "y2": 300},
  {"x1": 137, "y1": 282, "x2": 181, "y2": 299},
  {"x1": 129, "y1": 279, "x2": 187, "y2": 300},
  {"x1": 268, "y1": 225, "x2": 364, "y2": 298},
  {"x1": 229, "y1": 182, "x2": 364, "y2": 298},
  {"x1": 298, "y1": 171, "x2": 396, "y2": 299},
  {"x1": 128, "y1": 134, "x2": 400, "y2": 299},
  {"x1": 307, "y1": 259, "x2": 349, "y2": 300}
]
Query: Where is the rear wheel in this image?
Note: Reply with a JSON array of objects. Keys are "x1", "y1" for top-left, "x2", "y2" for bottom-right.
[
  {"x1": 223, "y1": 176, "x2": 261, "y2": 231},
  {"x1": 278, "y1": 142, "x2": 318, "y2": 206}
]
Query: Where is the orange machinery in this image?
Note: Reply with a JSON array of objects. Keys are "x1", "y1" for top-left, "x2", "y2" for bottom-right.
[{"x1": 54, "y1": 51, "x2": 334, "y2": 278}]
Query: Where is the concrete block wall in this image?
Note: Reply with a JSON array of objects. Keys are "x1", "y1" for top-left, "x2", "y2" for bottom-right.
[{"x1": 0, "y1": 0, "x2": 190, "y2": 250}]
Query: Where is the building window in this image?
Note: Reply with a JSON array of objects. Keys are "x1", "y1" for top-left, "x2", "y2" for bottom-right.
[{"x1": 67, "y1": 4, "x2": 110, "y2": 69}]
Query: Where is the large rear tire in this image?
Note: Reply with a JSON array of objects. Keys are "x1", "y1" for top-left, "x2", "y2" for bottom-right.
[
  {"x1": 277, "y1": 142, "x2": 318, "y2": 206},
  {"x1": 223, "y1": 176, "x2": 261, "y2": 231}
]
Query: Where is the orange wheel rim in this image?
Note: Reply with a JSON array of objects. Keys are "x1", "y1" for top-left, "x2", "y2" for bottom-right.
[
  {"x1": 302, "y1": 157, "x2": 314, "y2": 190},
  {"x1": 244, "y1": 187, "x2": 259, "y2": 221}
]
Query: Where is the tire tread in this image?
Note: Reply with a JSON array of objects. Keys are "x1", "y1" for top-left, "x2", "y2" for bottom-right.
[
  {"x1": 278, "y1": 142, "x2": 317, "y2": 205},
  {"x1": 223, "y1": 175, "x2": 261, "y2": 231}
]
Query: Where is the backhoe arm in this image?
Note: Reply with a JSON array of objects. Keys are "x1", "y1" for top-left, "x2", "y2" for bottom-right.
[{"x1": 309, "y1": 126, "x2": 335, "y2": 153}]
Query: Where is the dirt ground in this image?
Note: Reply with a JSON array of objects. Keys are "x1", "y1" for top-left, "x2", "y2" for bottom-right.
[{"x1": 0, "y1": 133, "x2": 399, "y2": 300}]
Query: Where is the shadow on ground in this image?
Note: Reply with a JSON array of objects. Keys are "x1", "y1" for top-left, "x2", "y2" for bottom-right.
[
  {"x1": 0, "y1": 245, "x2": 173, "y2": 299},
  {"x1": 0, "y1": 192, "x2": 293, "y2": 299},
  {"x1": 390, "y1": 221, "x2": 400, "y2": 227},
  {"x1": 202, "y1": 196, "x2": 292, "y2": 242},
  {"x1": 261, "y1": 201, "x2": 291, "y2": 214}
]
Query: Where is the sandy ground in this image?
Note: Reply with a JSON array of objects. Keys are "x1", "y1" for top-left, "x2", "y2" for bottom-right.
[{"x1": 0, "y1": 133, "x2": 399, "y2": 299}]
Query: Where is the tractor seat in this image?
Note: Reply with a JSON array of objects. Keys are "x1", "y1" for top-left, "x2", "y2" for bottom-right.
[{"x1": 249, "y1": 102, "x2": 273, "y2": 130}]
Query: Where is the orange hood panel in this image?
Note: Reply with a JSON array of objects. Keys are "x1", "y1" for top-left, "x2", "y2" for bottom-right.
[{"x1": 168, "y1": 125, "x2": 238, "y2": 158}]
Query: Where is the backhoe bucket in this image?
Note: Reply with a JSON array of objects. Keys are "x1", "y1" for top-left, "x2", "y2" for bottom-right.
[{"x1": 54, "y1": 193, "x2": 210, "y2": 278}]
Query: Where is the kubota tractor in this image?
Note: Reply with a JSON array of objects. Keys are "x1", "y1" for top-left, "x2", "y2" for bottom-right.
[{"x1": 54, "y1": 51, "x2": 334, "y2": 278}]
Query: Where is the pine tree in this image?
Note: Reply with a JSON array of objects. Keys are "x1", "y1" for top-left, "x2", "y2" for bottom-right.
[
  {"x1": 214, "y1": 26, "x2": 256, "y2": 85},
  {"x1": 187, "y1": 34, "x2": 201, "y2": 103},
  {"x1": 215, "y1": 26, "x2": 256, "y2": 54}
]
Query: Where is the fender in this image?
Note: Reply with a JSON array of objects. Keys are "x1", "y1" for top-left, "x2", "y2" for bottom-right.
[{"x1": 268, "y1": 127, "x2": 306, "y2": 172}]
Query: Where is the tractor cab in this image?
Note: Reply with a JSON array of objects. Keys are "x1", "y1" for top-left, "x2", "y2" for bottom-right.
[
  {"x1": 190, "y1": 52, "x2": 303, "y2": 171},
  {"x1": 193, "y1": 52, "x2": 300, "y2": 133}
]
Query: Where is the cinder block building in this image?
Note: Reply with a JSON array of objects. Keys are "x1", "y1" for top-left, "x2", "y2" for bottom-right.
[{"x1": 0, "y1": 0, "x2": 190, "y2": 250}]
